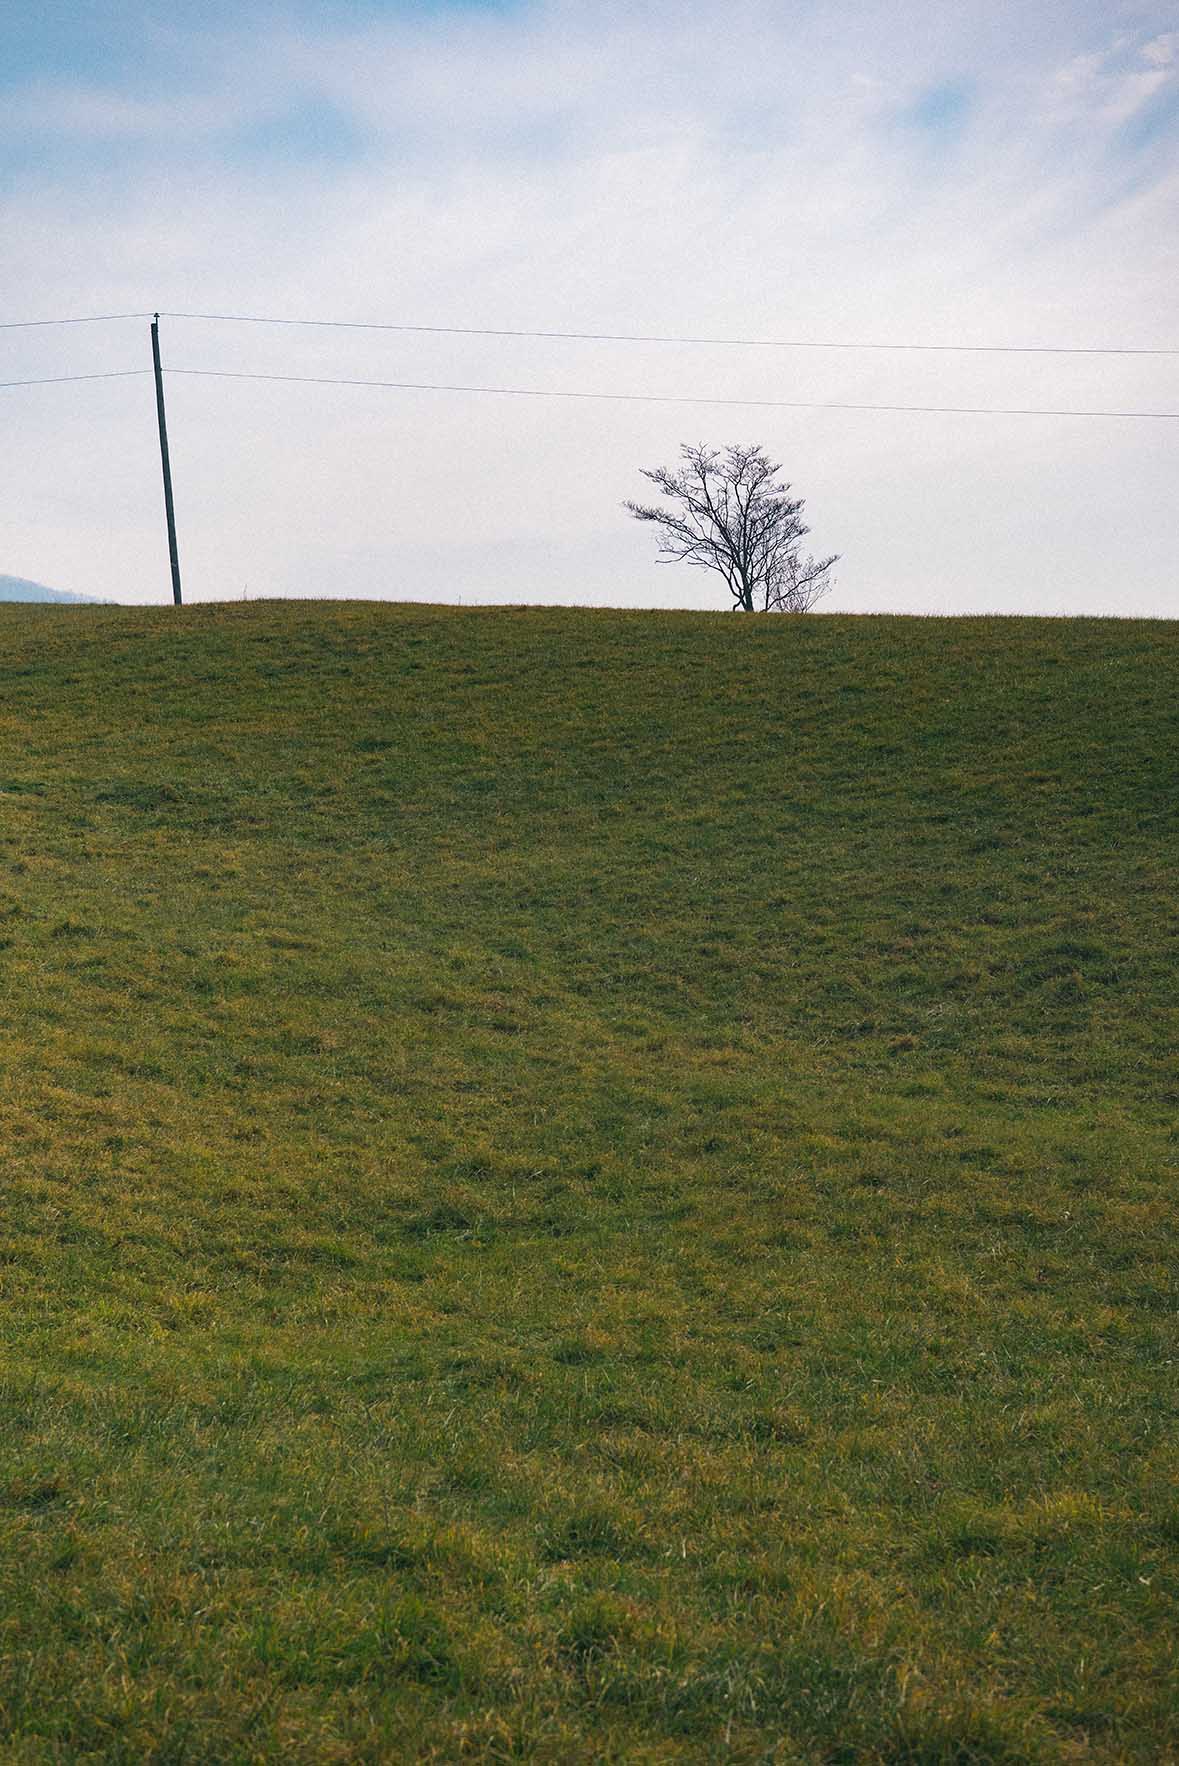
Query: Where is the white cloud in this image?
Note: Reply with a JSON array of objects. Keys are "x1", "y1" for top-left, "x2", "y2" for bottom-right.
[
  {"x1": 1142, "y1": 31, "x2": 1177, "y2": 67},
  {"x1": 1046, "y1": 26, "x2": 1177, "y2": 127}
]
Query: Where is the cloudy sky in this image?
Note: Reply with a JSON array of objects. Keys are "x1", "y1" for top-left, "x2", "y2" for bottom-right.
[{"x1": 3, "y1": 0, "x2": 1177, "y2": 613}]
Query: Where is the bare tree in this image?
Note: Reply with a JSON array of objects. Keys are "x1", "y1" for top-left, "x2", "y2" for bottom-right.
[{"x1": 625, "y1": 443, "x2": 838, "y2": 612}]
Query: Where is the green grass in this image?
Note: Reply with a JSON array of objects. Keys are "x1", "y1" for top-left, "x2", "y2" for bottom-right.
[{"x1": 1, "y1": 600, "x2": 1176, "y2": 1762}]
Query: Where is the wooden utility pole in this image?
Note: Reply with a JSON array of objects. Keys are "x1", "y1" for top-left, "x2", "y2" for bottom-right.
[{"x1": 150, "y1": 314, "x2": 183, "y2": 605}]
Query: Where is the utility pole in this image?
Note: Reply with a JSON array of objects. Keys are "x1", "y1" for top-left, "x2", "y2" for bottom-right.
[{"x1": 150, "y1": 314, "x2": 183, "y2": 605}]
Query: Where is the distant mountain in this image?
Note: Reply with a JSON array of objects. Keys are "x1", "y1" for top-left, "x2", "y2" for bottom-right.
[{"x1": 0, "y1": 574, "x2": 106, "y2": 605}]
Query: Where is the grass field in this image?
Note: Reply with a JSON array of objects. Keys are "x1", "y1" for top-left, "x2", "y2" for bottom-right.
[{"x1": 1, "y1": 601, "x2": 1176, "y2": 1762}]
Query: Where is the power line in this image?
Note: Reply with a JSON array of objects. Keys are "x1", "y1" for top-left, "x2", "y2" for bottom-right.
[
  {"x1": 0, "y1": 313, "x2": 150, "y2": 330},
  {"x1": 0, "y1": 369, "x2": 151, "y2": 389},
  {"x1": 3, "y1": 307, "x2": 1176, "y2": 356},
  {"x1": 161, "y1": 311, "x2": 1179, "y2": 357},
  {"x1": 2, "y1": 361, "x2": 1174, "y2": 418},
  {"x1": 164, "y1": 366, "x2": 1179, "y2": 421}
]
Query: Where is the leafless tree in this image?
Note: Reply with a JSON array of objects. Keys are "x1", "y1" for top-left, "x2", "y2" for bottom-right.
[{"x1": 625, "y1": 443, "x2": 838, "y2": 612}]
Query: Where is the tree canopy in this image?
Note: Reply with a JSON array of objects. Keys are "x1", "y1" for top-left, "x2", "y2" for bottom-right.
[{"x1": 626, "y1": 443, "x2": 838, "y2": 612}]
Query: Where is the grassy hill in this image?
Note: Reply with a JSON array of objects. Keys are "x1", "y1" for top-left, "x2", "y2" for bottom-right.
[{"x1": 1, "y1": 601, "x2": 1176, "y2": 1762}]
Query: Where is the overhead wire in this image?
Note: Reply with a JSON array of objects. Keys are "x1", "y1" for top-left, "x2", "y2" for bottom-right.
[
  {"x1": 162, "y1": 311, "x2": 1179, "y2": 357},
  {"x1": 0, "y1": 362, "x2": 1174, "y2": 418},
  {"x1": 162, "y1": 366, "x2": 1179, "y2": 420},
  {"x1": 0, "y1": 314, "x2": 151, "y2": 330},
  {"x1": 0, "y1": 369, "x2": 152, "y2": 389},
  {"x1": 1, "y1": 308, "x2": 1177, "y2": 356}
]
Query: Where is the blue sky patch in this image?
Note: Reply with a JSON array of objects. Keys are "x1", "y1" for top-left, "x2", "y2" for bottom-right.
[
  {"x1": 231, "y1": 96, "x2": 364, "y2": 164},
  {"x1": 1118, "y1": 84, "x2": 1179, "y2": 154},
  {"x1": 903, "y1": 80, "x2": 974, "y2": 139},
  {"x1": 2, "y1": 0, "x2": 523, "y2": 89}
]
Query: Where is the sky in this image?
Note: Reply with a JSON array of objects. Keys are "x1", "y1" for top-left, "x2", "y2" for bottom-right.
[{"x1": 2, "y1": 0, "x2": 1177, "y2": 615}]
